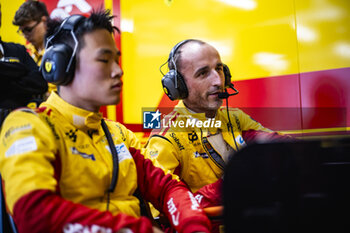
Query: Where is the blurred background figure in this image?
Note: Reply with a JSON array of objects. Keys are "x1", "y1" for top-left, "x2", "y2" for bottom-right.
[
  {"x1": 13, "y1": 0, "x2": 57, "y2": 95},
  {"x1": 13, "y1": 0, "x2": 48, "y2": 65},
  {"x1": 0, "y1": 2, "x2": 48, "y2": 126}
]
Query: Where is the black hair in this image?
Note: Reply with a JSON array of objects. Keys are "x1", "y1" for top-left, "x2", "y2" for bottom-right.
[
  {"x1": 74, "y1": 10, "x2": 119, "y2": 53},
  {"x1": 47, "y1": 10, "x2": 119, "y2": 61}
]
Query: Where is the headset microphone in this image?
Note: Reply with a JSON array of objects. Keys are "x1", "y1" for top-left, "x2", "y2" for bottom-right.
[
  {"x1": 218, "y1": 83, "x2": 239, "y2": 99},
  {"x1": 218, "y1": 92, "x2": 229, "y2": 99}
]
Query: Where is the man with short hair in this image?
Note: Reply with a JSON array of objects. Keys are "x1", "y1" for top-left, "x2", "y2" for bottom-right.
[
  {"x1": 145, "y1": 39, "x2": 289, "y2": 223},
  {"x1": 0, "y1": 2, "x2": 47, "y2": 123},
  {"x1": 13, "y1": 0, "x2": 49, "y2": 65},
  {"x1": 13, "y1": 0, "x2": 58, "y2": 95},
  {"x1": 0, "y1": 13, "x2": 210, "y2": 233}
]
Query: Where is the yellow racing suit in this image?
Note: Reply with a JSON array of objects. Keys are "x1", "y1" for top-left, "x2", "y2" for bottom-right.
[
  {"x1": 145, "y1": 101, "x2": 287, "y2": 204},
  {"x1": 0, "y1": 93, "x2": 211, "y2": 233}
]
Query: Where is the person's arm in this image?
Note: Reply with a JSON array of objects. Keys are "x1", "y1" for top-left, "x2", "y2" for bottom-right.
[
  {"x1": 235, "y1": 109, "x2": 292, "y2": 143},
  {"x1": 121, "y1": 128, "x2": 211, "y2": 233},
  {"x1": 13, "y1": 190, "x2": 154, "y2": 233},
  {"x1": 193, "y1": 178, "x2": 223, "y2": 208},
  {"x1": 242, "y1": 129, "x2": 292, "y2": 142},
  {"x1": 130, "y1": 146, "x2": 211, "y2": 233},
  {"x1": 144, "y1": 135, "x2": 182, "y2": 175},
  {"x1": 0, "y1": 110, "x2": 154, "y2": 233},
  {"x1": 145, "y1": 134, "x2": 222, "y2": 209}
]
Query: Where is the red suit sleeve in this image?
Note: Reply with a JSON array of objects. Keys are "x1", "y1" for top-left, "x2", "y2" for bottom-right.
[
  {"x1": 193, "y1": 179, "x2": 223, "y2": 233},
  {"x1": 242, "y1": 130, "x2": 293, "y2": 144},
  {"x1": 130, "y1": 147, "x2": 211, "y2": 233},
  {"x1": 13, "y1": 189, "x2": 154, "y2": 233},
  {"x1": 11, "y1": 149, "x2": 210, "y2": 233},
  {"x1": 193, "y1": 178, "x2": 223, "y2": 209}
]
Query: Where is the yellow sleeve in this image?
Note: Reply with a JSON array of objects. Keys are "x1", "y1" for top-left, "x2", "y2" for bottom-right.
[
  {"x1": 144, "y1": 135, "x2": 181, "y2": 218},
  {"x1": 0, "y1": 110, "x2": 58, "y2": 213},
  {"x1": 144, "y1": 135, "x2": 180, "y2": 174},
  {"x1": 113, "y1": 122, "x2": 142, "y2": 150}
]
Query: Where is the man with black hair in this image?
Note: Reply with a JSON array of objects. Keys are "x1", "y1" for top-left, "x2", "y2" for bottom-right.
[
  {"x1": 144, "y1": 40, "x2": 289, "y2": 230},
  {"x1": 0, "y1": 2, "x2": 47, "y2": 125},
  {"x1": 0, "y1": 12, "x2": 210, "y2": 233}
]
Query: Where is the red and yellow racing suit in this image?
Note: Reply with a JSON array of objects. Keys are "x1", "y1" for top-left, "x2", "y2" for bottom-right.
[
  {"x1": 0, "y1": 93, "x2": 210, "y2": 233},
  {"x1": 145, "y1": 101, "x2": 287, "y2": 208}
]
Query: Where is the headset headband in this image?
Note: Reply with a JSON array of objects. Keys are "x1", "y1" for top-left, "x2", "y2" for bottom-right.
[
  {"x1": 167, "y1": 39, "x2": 193, "y2": 89},
  {"x1": 168, "y1": 39, "x2": 192, "y2": 62}
]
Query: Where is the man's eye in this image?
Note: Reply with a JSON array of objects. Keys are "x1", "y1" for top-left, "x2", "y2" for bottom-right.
[
  {"x1": 199, "y1": 71, "x2": 207, "y2": 76},
  {"x1": 98, "y1": 59, "x2": 108, "y2": 63}
]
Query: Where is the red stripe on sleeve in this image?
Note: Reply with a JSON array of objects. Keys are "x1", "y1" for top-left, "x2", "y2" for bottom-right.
[
  {"x1": 242, "y1": 130, "x2": 292, "y2": 143},
  {"x1": 12, "y1": 190, "x2": 153, "y2": 233},
  {"x1": 129, "y1": 147, "x2": 211, "y2": 233}
]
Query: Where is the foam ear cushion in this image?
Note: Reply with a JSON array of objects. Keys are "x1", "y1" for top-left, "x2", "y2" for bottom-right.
[
  {"x1": 176, "y1": 72, "x2": 189, "y2": 99},
  {"x1": 223, "y1": 64, "x2": 232, "y2": 87},
  {"x1": 41, "y1": 43, "x2": 74, "y2": 86},
  {"x1": 162, "y1": 69, "x2": 188, "y2": 100}
]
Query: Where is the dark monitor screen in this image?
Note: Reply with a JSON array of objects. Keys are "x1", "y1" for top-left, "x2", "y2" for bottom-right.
[{"x1": 223, "y1": 138, "x2": 350, "y2": 233}]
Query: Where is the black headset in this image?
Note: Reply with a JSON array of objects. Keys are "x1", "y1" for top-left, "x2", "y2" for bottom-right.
[
  {"x1": 40, "y1": 15, "x2": 86, "y2": 86},
  {"x1": 161, "y1": 39, "x2": 233, "y2": 101}
]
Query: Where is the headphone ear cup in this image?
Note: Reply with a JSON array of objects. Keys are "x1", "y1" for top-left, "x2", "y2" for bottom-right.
[
  {"x1": 176, "y1": 72, "x2": 188, "y2": 99},
  {"x1": 162, "y1": 69, "x2": 188, "y2": 100},
  {"x1": 223, "y1": 64, "x2": 232, "y2": 87},
  {"x1": 41, "y1": 43, "x2": 74, "y2": 86},
  {"x1": 162, "y1": 69, "x2": 181, "y2": 101}
]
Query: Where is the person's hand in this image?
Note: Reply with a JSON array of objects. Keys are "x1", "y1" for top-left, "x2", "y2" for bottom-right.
[{"x1": 152, "y1": 226, "x2": 164, "y2": 233}]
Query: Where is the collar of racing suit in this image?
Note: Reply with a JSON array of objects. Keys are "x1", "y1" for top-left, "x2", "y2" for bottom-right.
[
  {"x1": 174, "y1": 100, "x2": 227, "y2": 136},
  {"x1": 45, "y1": 91, "x2": 103, "y2": 131}
]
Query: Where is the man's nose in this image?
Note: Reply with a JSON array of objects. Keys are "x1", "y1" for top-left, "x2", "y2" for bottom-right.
[
  {"x1": 111, "y1": 62, "x2": 123, "y2": 79},
  {"x1": 212, "y1": 69, "x2": 224, "y2": 87}
]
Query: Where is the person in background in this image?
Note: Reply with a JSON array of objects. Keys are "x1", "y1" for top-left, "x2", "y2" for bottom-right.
[
  {"x1": 13, "y1": 0, "x2": 48, "y2": 64},
  {"x1": 0, "y1": 2, "x2": 47, "y2": 125},
  {"x1": 13, "y1": 0, "x2": 57, "y2": 94},
  {"x1": 0, "y1": 11, "x2": 210, "y2": 233},
  {"x1": 144, "y1": 39, "x2": 290, "y2": 232}
]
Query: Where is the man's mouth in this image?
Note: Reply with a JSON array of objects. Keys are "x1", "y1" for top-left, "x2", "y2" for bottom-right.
[
  {"x1": 208, "y1": 91, "x2": 220, "y2": 96},
  {"x1": 112, "y1": 82, "x2": 123, "y2": 90}
]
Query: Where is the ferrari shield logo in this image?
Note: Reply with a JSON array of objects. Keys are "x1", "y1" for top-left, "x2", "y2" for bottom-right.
[{"x1": 45, "y1": 60, "x2": 53, "y2": 73}]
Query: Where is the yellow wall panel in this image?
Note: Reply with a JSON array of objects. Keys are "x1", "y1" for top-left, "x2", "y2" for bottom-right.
[
  {"x1": 295, "y1": 0, "x2": 350, "y2": 72},
  {"x1": 120, "y1": 0, "x2": 299, "y2": 124},
  {"x1": 0, "y1": 0, "x2": 25, "y2": 44}
]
